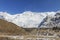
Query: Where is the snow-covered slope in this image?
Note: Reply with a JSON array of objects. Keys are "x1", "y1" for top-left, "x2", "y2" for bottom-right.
[
  {"x1": 40, "y1": 12, "x2": 60, "y2": 28},
  {"x1": 0, "y1": 11, "x2": 56, "y2": 28}
]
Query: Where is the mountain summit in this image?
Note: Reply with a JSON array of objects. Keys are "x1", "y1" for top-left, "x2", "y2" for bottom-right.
[{"x1": 0, "y1": 11, "x2": 58, "y2": 28}]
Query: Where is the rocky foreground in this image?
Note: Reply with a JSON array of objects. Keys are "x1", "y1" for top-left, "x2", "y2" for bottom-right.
[{"x1": 0, "y1": 28, "x2": 60, "y2": 40}]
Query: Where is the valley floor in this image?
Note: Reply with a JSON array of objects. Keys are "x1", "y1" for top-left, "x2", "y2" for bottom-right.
[
  {"x1": 0, "y1": 34, "x2": 60, "y2": 40},
  {"x1": 0, "y1": 28, "x2": 60, "y2": 40}
]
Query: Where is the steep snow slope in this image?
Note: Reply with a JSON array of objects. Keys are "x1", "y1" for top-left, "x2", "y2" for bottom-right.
[
  {"x1": 0, "y1": 11, "x2": 56, "y2": 28},
  {"x1": 40, "y1": 12, "x2": 60, "y2": 28}
]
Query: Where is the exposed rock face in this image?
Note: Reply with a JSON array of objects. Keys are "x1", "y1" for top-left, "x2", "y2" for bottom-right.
[{"x1": 40, "y1": 13, "x2": 60, "y2": 28}]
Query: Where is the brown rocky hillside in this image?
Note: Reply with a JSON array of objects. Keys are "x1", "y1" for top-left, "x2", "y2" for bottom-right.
[{"x1": 0, "y1": 19, "x2": 29, "y2": 35}]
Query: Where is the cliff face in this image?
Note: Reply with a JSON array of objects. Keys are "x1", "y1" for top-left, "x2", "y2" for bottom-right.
[{"x1": 40, "y1": 13, "x2": 60, "y2": 28}]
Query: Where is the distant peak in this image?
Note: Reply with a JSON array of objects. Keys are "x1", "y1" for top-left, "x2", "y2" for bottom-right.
[{"x1": 0, "y1": 11, "x2": 58, "y2": 28}]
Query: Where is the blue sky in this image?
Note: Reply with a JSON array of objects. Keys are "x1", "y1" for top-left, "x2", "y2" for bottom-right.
[{"x1": 0, "y1": 0, "x2": 60, "y2": 14}]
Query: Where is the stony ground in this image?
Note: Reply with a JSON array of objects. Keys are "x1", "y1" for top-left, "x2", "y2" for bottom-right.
[{"x1": 0, "y1": 29, "x2": 60, "y2": 40}]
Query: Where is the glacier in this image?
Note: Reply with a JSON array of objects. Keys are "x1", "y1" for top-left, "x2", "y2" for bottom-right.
[{"x1": 0, "y1": 11, "x2": 56, "y2": 28}]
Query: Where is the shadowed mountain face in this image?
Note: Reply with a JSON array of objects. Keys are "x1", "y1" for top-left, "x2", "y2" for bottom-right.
[
  {"x1": 0, "y1": 19, "x2": 29, "y2": 35},
  {"x1": 40, "y1": 13, "x2": 60, "y2": 28}
]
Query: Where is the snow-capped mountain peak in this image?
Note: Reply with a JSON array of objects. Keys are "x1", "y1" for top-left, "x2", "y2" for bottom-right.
[{"x1": 0, "y1": 11, "x2": 56, "y2": 28}]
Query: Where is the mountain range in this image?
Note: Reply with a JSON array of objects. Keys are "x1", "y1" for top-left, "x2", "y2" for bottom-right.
[{"x1": 0, "y1": 11, "x2": 60, "y2": 28}]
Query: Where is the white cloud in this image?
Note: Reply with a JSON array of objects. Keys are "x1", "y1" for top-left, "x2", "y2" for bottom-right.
[{"x1": 0, "y1": 11, "x2": 56, "y2": 28}]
